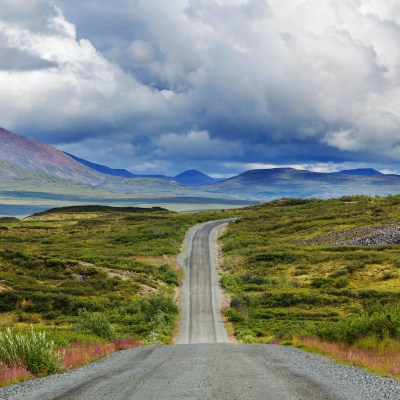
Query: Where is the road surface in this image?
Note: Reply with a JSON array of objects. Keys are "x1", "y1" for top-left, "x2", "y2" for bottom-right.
[
  {"x1": 1, "y1": 220, "x2": 400, "y2": 400},
  {"x1": 177, "y1": 219, "x2": 231, "y2": 344}
]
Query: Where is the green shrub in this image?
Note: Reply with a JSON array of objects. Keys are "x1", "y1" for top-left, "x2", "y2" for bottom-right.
[
  {"x1": 75, "y1": 309, "x2": 115, "y2": 339},
  {"x1": 138, "y1": 294, "x2": 179, "y2": 344},
  {"x1": 226, "y1": 309, "x2": 246, "y2": 323},
  {"x1": 155, "y1": 264, "x2": 179, "y2": 285},
  {"x1": 0, "y1": 291, "x2": 19, "y2": 312},
  {"x1": 315, "y1": 307, "x2": 400, "y2": 344},
  {"x1": 0, "y1": 327, "x2": 63, "y2": 374}
]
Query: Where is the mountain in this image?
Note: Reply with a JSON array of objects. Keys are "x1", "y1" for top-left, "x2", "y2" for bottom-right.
[
  {"x1": 65, "y1": 153, "x2": 168, "y2": 179},
  {"x1": 203, "y1": 168, "x2": 400, "y2": 200},
  {"x1": 65, "y1": 153, "x2": 137, "y2": 178},
  {"x1": 2, "y1": 126, "x2": 400, "y2": 216},
  {"x1": 337, "y1": 168, "x2": 383, "y2": 176},
  {"x1": 0, "y1": 127, "x2": 110, "y2": 185},
  {"x1": 66, "y1": 154, "x2": 220, "y2": 186},
  {"x1": 0, "y1": 127, "x2": 189, "y2": 195},
  {"x1": 173, "y1": 170, "x2": 223, "y2": 186}
]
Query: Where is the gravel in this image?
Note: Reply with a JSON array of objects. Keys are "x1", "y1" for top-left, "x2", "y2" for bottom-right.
[
  {"x1": 300, "y1": 223, "x2": 400, "y2": 247},
  {"x1": 1, "y1": 344, "x2": 399, "y2": 400}
]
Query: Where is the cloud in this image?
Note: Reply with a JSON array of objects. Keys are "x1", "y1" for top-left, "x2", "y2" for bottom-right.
[
  {"x1": 2, "y1": 0, "x2": 400, "y2": 174},
  {"x1": 0, "y1": 1, "x2": 167, "y2": 134},
  {"x1": 155, "y1": 130, "x2": 243, "y2": 159}
]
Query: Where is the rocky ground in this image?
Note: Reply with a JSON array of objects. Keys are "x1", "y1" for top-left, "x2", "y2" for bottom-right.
[{"x1": 300, "y1": 224, "x2": 400, "y2": 247}]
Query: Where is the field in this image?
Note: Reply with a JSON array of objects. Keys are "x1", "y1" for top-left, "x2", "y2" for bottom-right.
[
  {"x1": 3, "y1": 196, "x2": 400, "y2": 381},
  {"x1": 219, "y1": 196, "x2": 400, "y2": 374},
  {"x1": 0, "y1": 206, "x2": 235, "y2": 341}
]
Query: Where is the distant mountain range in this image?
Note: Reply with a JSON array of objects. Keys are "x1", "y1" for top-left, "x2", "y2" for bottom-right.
[
  {"x1": 66, "y1": 153, "x2": 222, "y2": 186},
  {"x1": 203, "y1": 168, "x2": 400, "y2": 199},
  {"x1": 1, "y1": 126, "x2": 400, "y2": 215}
]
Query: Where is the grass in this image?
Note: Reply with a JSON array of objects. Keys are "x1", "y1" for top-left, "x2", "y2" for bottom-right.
[
  {"x1": 0, "y1": 332, "x2": 140, "y2": 387},
  {"x1": 218, "y1": 195, "x2": 400, "y2": 375},
  {"x1": 61, "y1": 338, "x2": 140, "y2": 370},
  {"x1": 0, "y1": 206, "x2": 233, "y2": 385},
  {"x1": 4, "y1": 196, "x2": 400, "y2": 381},
  {"x1": 292, "y1": 336, "x2": 400, "y2": 377},
  {"x1": 0, "y1": 327, "x2": 62, "y2": 377},
  {"x1": 0, "y1": 207, "x2": 230, "y2": 339}
]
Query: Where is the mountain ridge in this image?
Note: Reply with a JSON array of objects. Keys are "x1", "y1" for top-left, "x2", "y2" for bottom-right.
[{"x1": 1, "y1": 126, "x2": 400, "y2": 209}]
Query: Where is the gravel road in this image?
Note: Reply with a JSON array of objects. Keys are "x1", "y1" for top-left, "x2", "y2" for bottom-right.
[
  {"x1": 177, "y1": 219, "x2": 232, "y2": 344},
  {"x1": 2, "y1": 219, "x2": 400, "y2": 400}
]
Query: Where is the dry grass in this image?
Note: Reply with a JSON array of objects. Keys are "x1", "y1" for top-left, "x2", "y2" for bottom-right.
[
  {"x1": 293, "y1": 335, "x2": 400, "y2": 377},
  {"x1": 0, "y1": 361, "x2": 32, "y2": 387},
  {"x1": 61, "y1": 339, "x2": 140, "y2": 370},
  {"x1": 0, "y1": 339, "x2": 140, "y2": 387}
]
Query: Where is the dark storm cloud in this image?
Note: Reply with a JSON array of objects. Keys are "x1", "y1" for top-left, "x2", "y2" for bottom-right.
[{"x1": 1, "y1": 0, "x2": 400, "y2": 175}]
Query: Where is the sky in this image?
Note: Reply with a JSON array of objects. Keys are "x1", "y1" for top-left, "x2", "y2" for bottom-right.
[{"x1": 1, "y1": 0, "x2": 400, "y2": 176}]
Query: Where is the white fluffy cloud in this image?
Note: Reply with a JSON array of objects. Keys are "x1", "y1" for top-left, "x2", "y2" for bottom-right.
[
  {"x1": 155, "y1": 130, "x2": 243, "y2": 158},
  {"x1": 0, "y1": 1, "x2": 167, "y2": 133},
  {"x1": 2, "y1": 0, "x2": 400, "y2": 173}
]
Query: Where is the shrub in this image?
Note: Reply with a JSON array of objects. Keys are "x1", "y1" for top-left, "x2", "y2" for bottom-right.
[
  {"x1": 138, "y1": 294, "x2": 178, "y2": 344},
  {"x1": 0, "y1": 327, "x2": 63, "y2": 374},
  {"x1": 75, "y1": 309, "x2": 115, "y2": 339},
  {"x1": 315, "y1": 307, "x2": 400, "y2": 344},
  {"x1": 226, "y1": 309, "x2": 246, "y2": 323},
  {"x1": 220, "y1": 274, "x2": 243, "y2": 291},
  {"x1": 155, "y1": 264, "x2": 179, "y2": 285},
  {"x1": 0, "y1": 291, "x2": 19, "y2": 312}
]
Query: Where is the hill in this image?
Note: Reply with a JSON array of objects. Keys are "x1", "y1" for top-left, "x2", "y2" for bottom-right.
[
  {"x1": 0, "y1": 127, "x2": 186, "y2": 196},
  {"x1": 219, "y1": 195, "x2": 400, "y2": 375},
  {"x1": 174, "y1": 170, "x2": 223, "y2": 186},
  {"x1": 0, "y1": 127, "x2": 110, "y2": 185},
  {"x1": 205, "y1": 168, "x2": 400, "y2": 200},
  {"x1": 65, "y1": 153, "x2": 168, "y2": 179},
  {"x1": 32, "y1": 205, "x2": 169, "y2": 216},
  {"x1": 337, "y1": 168, "x2": 383, "y2": 176},
  {"x1": 65, "y1": 153, "x2": 137, "y2": 178},
  {"x1": 1, "y1": 127, "x2": 400, "y2": 215}
]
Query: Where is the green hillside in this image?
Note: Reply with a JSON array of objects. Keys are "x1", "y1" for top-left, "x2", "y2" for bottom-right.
[
  {"x1": 0, "y1": 207, "x2": 230, "y2": 345},
  {"x1": 219, "y1": 196, "x2": 400, "y2": 345}
]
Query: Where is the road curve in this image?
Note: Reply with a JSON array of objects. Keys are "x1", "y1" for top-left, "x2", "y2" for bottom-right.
[{"x1": 177, "y1": 219, "x2": 233, "y2": 344}]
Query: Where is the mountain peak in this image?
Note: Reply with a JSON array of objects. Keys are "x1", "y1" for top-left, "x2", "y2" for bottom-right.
[
  {"x1": 337, "y1": 168, "x2": 383, "y2": 176},
  {"x1": 175, "y1": 170, "x2": 209, "y2": 178},
  {"x1": 174, "y1": 170, "x2": 222, "y2": 186}
]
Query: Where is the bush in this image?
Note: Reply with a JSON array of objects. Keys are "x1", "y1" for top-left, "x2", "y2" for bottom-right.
[
  {"x1": 155, "y1": 264, "x2": 179, "y2": 285},
  {"x1": 75, "y1": 309, "x2": 115, "y2": 339},
  {"x1": 138, "y1": 294, "x2": 178, "y2": 344},
  {"x1": 315, "y1": 307, "x2": 400, "y2": 344},
  {"x1": 0, "y1": 327, "x2": 63, "y2": 374},
  {"x1": 0, "y1": 291, "x2": 19, "y2": 312}
]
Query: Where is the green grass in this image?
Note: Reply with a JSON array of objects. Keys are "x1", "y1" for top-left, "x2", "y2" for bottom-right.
[
  {"x1": 4, "y1": 195, "x2": 400, "y2": 356},
  {"x1": 0, "y1": 207, "x2": 232, "y2": 344},
  {"x1": 219, "y1": 195, "x2": 400, "y2": 344}
]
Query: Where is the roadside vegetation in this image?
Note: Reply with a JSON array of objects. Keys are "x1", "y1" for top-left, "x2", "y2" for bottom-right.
[
  {"x1": 0, "y1": 205, "x2": 231, "y2": 386},
  {"x1": 219, "y1": 195, "x2": 400, "y2": 376},
  {"x1": 3, "y1": 196, "x2": 400, "y2": 383}
]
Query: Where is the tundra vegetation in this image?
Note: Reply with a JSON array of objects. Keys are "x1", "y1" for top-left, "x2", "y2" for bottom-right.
[
  {"x1": 0, "y1": 206, "x2": 230, "y2": 385},
  {"x1": 2, "y1": 196, "x2": 400, "y2": 384},
  {"x1": 219, "y1": 195, "x2": 400, "y2": 376}
]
